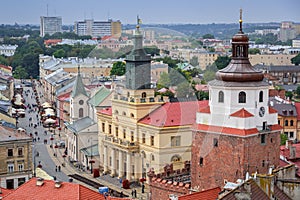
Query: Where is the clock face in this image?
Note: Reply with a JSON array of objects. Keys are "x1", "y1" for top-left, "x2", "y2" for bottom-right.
[{"x1": 259, "y1": 106, "x2": 265, "y2": 117}]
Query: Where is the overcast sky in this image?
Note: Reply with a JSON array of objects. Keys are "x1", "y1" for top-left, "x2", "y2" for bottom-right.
[{"x1": 1, "y1": 0, "x2": 299, "y2": 25}]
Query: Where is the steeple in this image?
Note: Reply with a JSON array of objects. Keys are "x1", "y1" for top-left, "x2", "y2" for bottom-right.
[
  {"x1": 125, "y1": 16, "x2": 151, "y2": 90},
  {"x1": 71, "y1": 64, "x2": 88, "y2": 98},
  {"x1": 215, "y1": 10, "x2": 264, "y2": 82}
]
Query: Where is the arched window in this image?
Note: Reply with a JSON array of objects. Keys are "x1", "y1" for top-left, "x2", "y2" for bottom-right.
[
  {"x1": 122, "y1": 111, "x2": 126, "y2": 116},
  {"x1": 79, "y1": 108, "x2": 83, "y2": 118},
  {"x1": 171, "y1": 155, "x2": 181, "y2": 162},
  {"x1": 130, "y1": 113, "x2": 134, "y2": 118},
  {"x1": 238, "y1": 91, "x2": 246, "y2": 103},
  {"x1": 218, "y1": 91, "x2": 224, "y2": 103},
  {"x1": 142, "y1": 92, "x2": 146, "y2": 98},
  {"x1": 285, "y1": 120, "x2": 288, "y2": 126},
  {"x1": 290, "y1": 120, "x2": 294, "y2": 126},
  {"x1": 259, "y1": 91, "x2": 263, "y2": 102}
]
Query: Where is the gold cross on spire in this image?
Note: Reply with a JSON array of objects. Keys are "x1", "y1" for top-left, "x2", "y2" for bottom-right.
[{"x1": 239, "y1": 8, "x2": 243, "y2": 32}]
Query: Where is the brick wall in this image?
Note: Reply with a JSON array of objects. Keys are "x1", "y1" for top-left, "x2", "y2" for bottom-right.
[{"x1": 191, "y1": 129, "x2": 281, "y2": 190}]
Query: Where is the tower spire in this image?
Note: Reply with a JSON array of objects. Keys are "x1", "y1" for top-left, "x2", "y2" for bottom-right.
[{"x1": 239, "y1": 8, "x2": 243, "y2": 33}]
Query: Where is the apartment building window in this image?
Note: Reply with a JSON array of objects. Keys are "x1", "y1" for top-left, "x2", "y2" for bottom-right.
[
  {"x1": 7, "y1": 164, "x2": 14, "y2": 173},
  {"x1": 109, "y1": 125, "x2": 112, "y2": 134},
  {"x1": 115, "y1": 127, "x2": 119, "y2": 137},
  {"x1": 123, "y1": 129, "x2": 126, "y2": 139},
  {"x1": 142, "y1": 133, "x2": 145, "y2": 144},
  {"x1": 285, "y1": 120, "x2": 288, "y2": 126},
  {"x1": 290, "y1": 120, "x2": 294, "y2": 126},
  {"x1": 290, "y1": 132, "x2": 294, "y2": 138},
  {"x1": 171, "y1": 136, "x2": 181, "y2": 147},
  {"x1": 18, "y1": 164, "x2": 24, "y2": 171},
  {"x1": 199, "y1": 157, "x2": 203, "y2": 166},
  {"x1": 18, "y1": 178, "x2": 25, "y2": 186},
  {"x1": 278, "y1": 120, "x2": 280, "y2": 125},
  {"x1": 18, "y1": 148, "x2": 23, "y2": 156},
  {"x1": 7, "y1": 149, "x2": 13, "y2": 157},
  {"x1": 102, "y1": 123, "x2": 105, "y2": 133},
  {"x1": 150, "y1": 136, "x2": 154, "y2": 146},
  {"x1": 131, "y1": 131, "x2": 134, "y2": 142}
]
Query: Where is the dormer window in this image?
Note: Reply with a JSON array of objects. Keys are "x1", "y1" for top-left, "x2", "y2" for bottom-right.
[
  {"x1": 238, "y1": 91, "x2": 246, "y2": 103},
  {"x1": 218, "y1": 91, "x2": 224, "y2": 103}
]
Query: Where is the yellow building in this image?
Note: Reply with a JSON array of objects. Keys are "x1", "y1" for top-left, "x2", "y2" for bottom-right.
[
  {"x1": 97, "y1": 25, "x2": 205, "y2": 182},
  {"x1": 249, "y1": 54, "x2": 296, "y2": 66},
  {"x1": 111, "y1": 21, "x2": 122, "y2": 38},
  {"x1": 0, "y1": 126, "x2": 32, "y2": 189}
]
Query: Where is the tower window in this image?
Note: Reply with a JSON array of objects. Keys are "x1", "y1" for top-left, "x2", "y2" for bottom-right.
[
  {"x1": 261, "y1": 134, "x2": 266, "y2": 144},
  {"x1": 262, "y1": 160, "x2": 265, "y2": 167},
  {"x1": 142, "y1": 92, "x2": 146, "y2": 98},
  {"x1": 238, "y1": 91, "x2": 246, "y2": 103},
  {"x1": 79, "y1": 100, "x2": 84, "y2": 105},
  {"x1": 218, "y1": 91, "x2": 224, "y2": 103},
  {"x1": 213, "y1": 138, "x2": 218, "y2": 147},
  {"x1": 259, "y1": 91, "x2": 263, "y2": 102},
  {"x1": 199, "y1": 157, "x2": 203, "y2": 166}
]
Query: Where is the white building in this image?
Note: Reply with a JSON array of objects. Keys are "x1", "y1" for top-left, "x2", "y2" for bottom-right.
[
  {"x1": 0, "y1": 45, "x2": 18, "y2": 56},
  {"x1": 40, "y1": 16, "x2": 62, "y2": 37}
]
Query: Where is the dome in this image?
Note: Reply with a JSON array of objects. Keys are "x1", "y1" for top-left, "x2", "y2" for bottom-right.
[{"x1": 232, "y1": 32, "x2": 249, "y2": 43}]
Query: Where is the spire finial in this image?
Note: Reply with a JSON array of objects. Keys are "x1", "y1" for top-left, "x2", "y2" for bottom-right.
[
  {"x1": 78, "y1": 64, "x2": 80, "y2": 75},
  {"x1": 136, "y1": 15, "x2": 142, "y2": 32},
  {"x1": 239, "y1": 8, "x2": 243, "y2": 33}
]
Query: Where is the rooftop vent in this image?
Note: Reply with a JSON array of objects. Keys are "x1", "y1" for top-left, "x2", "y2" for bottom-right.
[
  {"x1": 36, "y1": 178, "x2": 44, "y2": 186},
  {"x1": 54, "y1": 180, "x2": 62, "y2": 188}
]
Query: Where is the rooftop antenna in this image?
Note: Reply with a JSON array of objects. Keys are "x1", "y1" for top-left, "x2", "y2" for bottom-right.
[
  {"x1": 107, "y1": 10, "x2": 110, "y2": 20},
  {"x1": 239, "y1": 8, "x2": 243, "y2": 33}
]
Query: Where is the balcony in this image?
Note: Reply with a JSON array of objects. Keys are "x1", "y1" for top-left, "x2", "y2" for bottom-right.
[{"x1": 104, "y1": 135, "x2": 139, "y2": 151}]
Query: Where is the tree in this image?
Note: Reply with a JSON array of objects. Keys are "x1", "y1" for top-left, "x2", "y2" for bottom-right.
[
  {"x1": 110, "y1": 61, "x2": 126, "y2": 76},
  {"x1": 176, "y1": 82, "x2": 194, "y2": 98},
  {"x1": 280, "y1": 134, "x2": 288, "y2": 145},
  {"x1": 248, "y1": 48, "x2": 261, "y2": 55},
  {"x1": 203, "y1": 70, "x2": 215, "y2": 82},
  {"x1": 202, "y1": 34, "x2": 214, "y2": 39},
  {"x1": 296, "y1": 85, "x2": 300, "y2": 98},
  {"x1": 13, "y1": 66, "x2": 28, "y2": 79},
  {"x1": 196, "y1": 91, "x2": 209, "y2": 100},
  {"x1": 157, "y1": 72, "x2": 171, "y2": 89},
  {"x1": 53, "y1": 49, "x2": 66, "y2": 58},
  {"x1": 285, "y1": 91, "x2": 293, "y2": 100},
  {"x1": 214, "y1": 56, "x2": 231, "y2": 70},
  {"x1": 291, "y1": 53, "x2": 300, "y2": 66},
  {"x1": 190, "y1": 56, "x2": 199, "y2": 67}
]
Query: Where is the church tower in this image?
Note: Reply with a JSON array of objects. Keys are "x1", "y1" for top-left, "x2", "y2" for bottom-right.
[
  {"x1": 191, "y1": 10, "x2": 282, "y2": 190},
  {"x1": 70, "y1": 65, "x2": 89, "y2": 122}
]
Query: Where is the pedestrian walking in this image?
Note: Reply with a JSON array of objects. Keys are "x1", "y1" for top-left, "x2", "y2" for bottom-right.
[
  {"x1": 55, "y1": 166, "x2": 57, "y2": 172},
  {"x1": 131, "y1": 190, "x2": 134, "y2": 197},
  {"x1": 134, "y1": 189, "x2": 137, "y2": 198},
  {"x1": 58, "y1": 165, "x2": 61, "y2": 172},
  {"x1": 142, "y1": 184, "x2": 145, "y2": 193}
]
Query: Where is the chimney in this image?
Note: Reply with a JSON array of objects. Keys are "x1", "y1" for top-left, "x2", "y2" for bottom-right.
[
  {"x1": 54, "y1": 181, "x2": 62, "y2": 188},
  {"x1": 290, "y1": 146, "x2": 296, "y2": 159},
  {"x1": 36, "y1": 178, "x2": 44, "y2": 186},
  {"x1": 285, "y1": 140, "x2": 292, "y2": 149}
]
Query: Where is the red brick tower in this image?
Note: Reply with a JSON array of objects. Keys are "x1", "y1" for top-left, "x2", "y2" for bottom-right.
[{"x1": 191, "y1": 10, "x2": 282, "y2": 190}]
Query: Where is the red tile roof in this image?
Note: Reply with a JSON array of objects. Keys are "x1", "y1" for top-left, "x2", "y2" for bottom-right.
[
  {"x1": 178, "y1": 187, "x2": 221, "y2": 200},
  {"x1": 294, "y1": 102, "x2": 300, "y2": 120},
  {"x1": 194, "y1": 124, "x2": 259, "y2": 136},
  {"x1": 0, "y1": 188, "x2": 13, "y2": 198},
  {"x1": 0, "y1": 64, "x2": 12, "y2": 71},
  {"x1": 280, "y1": 143, "x2": 300, "y2": 159},
  {"x1": 2, "y1": 178, "x2": 105, "y2": 200},
  {"x1": 57, "y1": 92, "x2": 71, "y2": 101},
  {"x1": 199, "y1": 105, "x2": 210, "y2": 113},
  {"x1": 279, "y1": 159, "x2": 290, "y2": 167},
  {"x1": 230, "y1": 108, "x2": 254, "y2": 118},
  {"x1": 269, "y1": 106, "x2": 278, "y2": 114},
  {"x1": 139, "y1": 100, "x2": 209, "y2": 127},
  {"x1": 99, "y1": 107, "x2": 112, "y2": 116}
]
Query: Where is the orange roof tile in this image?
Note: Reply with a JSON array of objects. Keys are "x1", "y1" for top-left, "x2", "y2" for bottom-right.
[
  {"x1": 230, "y1": 108, "x2": 253, "y2": 118},
  {"x1": 295, "y1": 102, "x2": 300, "y2": 120},
  {"x1": 269, "y1": 106, "x2": 278, "y2": 114},
  {"x1": 57, "y1": 92, "x2": 71, "y2": 101},
  {"x1": 199, "y1": 105, "x2": 210, "y2": 113},
  {"x1": 178, "y1": 187, "x2": 221, "y2": 200},
  {"x1": 3, "y1": 178, "x2": 105, "y2": 200},
  {"x1": 0, "y1": 188, "x2": 13, "y2": 198},
  {"x1": 139, "y1": 100, "x2": 208, "y2": 127}
]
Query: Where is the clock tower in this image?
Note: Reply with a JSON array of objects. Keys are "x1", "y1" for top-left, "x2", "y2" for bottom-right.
[{"x1": 191, "y1": 10, "x2": 282, "y2": 190}]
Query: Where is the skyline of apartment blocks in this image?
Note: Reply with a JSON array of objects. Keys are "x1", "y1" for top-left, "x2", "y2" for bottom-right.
[
  {"x1": 74, "y1": 19, "x2": 122, "y2": 38},
  {"x1": 40, "y1": 16, "x2": 62, "y2": 37},
  {"x1": 279, "y1": 21, "x2": 300, "y2": 42}
]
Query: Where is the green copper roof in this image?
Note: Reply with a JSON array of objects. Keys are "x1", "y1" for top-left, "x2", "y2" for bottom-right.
[
  {"x1": 71, "y1": 70, "x2": 88, "y2": 98},
  {"x1": 88, "y1": 86, "x2": 111, "y2": 106}
]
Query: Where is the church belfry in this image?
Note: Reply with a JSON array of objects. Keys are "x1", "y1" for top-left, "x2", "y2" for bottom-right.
[{"x1": 125, "y1": 16, "x2": 151, "y2": 90}]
